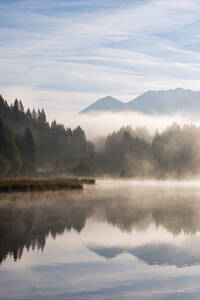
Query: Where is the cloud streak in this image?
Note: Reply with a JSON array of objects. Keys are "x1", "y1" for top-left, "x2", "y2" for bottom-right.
[{"x1": 1, "y1": 0, "x2": 200, "y2": 115}]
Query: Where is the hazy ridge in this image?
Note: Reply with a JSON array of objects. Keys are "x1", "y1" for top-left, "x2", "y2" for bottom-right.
[{"x1": 81, "y1": 88, "x2": 200, "y2": 116}]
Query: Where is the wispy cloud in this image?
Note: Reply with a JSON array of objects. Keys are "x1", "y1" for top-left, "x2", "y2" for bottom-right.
[{"x1": 1, "y1": 0, "x2": 200, "y2": 117}]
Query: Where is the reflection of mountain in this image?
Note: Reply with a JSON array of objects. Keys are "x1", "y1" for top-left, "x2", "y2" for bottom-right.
[
  {"x1": 89, "y1": 243, "x2": 200, "y2": 267},
  {"x1": 90, "y1": 247, "x2": 123, "y2": 259},
  {"x1": 1, "y1": 185, "x2": 200, "y2": 264}
]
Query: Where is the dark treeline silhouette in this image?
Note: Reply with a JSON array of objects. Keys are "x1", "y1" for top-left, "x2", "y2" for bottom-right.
[
  {"x1": 0, "y1": 95, "x2": 94, "y2": 177},
  {"x1": 1, "y1": 185, "x2": 200, "y2": 264},
  {"x1": 1, "y1": 94, "x2": 200, "y2": 178}
]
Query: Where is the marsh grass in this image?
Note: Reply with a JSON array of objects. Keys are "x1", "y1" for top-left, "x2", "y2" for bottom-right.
[{"x1": 0, "y1": 178, "x2": 95, "y2": 192}]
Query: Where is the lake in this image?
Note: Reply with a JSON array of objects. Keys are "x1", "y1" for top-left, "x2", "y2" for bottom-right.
[{"x1": 1, "y1": 180, "x2": 200, "y2": 299}]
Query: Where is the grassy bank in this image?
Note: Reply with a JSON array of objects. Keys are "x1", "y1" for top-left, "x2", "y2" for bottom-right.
[{"x1": 0, "y1": 178, "x2": 95, "y2": 192}]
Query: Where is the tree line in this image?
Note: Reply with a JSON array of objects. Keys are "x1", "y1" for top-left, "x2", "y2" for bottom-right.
[
  {"x1": 0, "y1": 94, "x2": 200, "y2": 178},
  {"x1": 96, "y1": 123, "x2": 200, "y2": 178},
  {"x1": 0, "y1": 95, "x2": 94, "y2": 177}
]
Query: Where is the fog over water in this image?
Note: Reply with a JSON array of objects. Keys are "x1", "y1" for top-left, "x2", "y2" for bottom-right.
[{"x1": 1, "y1": 181, "x2": 200, "y2": 299}]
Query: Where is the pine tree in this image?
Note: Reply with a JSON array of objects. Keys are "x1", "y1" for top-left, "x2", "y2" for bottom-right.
[{"x1": 21, "y1": 128, "x2": 35, "y2": 174}]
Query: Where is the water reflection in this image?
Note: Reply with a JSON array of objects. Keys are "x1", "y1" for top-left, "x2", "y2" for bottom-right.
[
  {"x1": 1, "y1": 181, "x2": 200, "y2": 266},
  {"x1": 89, "y1": 242, "x2": 200, "y2": 267}
]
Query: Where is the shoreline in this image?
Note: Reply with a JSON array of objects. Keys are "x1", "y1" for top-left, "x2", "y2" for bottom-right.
[{"x1": 0, "y1": 178, "x2": 95, "y2": 193}]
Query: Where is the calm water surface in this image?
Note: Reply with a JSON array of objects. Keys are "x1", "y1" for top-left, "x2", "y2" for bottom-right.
[{"x1": 1, "y1": 180, "x2": 200, "y2": 299}]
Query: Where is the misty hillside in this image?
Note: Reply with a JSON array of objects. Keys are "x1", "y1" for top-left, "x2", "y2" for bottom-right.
[
  {"x1": 2, "y1": 94, "x2": 200, "y2": 179},
  {"x1": 0, "y1": 95, "x2": 94, "y2": 177},
  {"x1": 81, "y1": 88, "x2": 200, "y2": 115}
]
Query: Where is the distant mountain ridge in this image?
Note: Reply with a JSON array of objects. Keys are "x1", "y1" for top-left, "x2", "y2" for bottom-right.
[
  {"x1": 80, "y1": 88, "x2": 200, "y2": 115},
  {"x1": 80, "y1": 96, "x2": 124, "y2": 113}
]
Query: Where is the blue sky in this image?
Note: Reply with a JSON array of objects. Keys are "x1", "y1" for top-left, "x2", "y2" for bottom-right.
[{"x1": 1, "y1": 0, "x2": 200, "y2": 118}]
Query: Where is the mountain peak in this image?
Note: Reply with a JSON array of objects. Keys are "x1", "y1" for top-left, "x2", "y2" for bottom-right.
[
  {"x1": 80, "y1": 96, "x2": 124, "y2": 113},
  {"x1": 80, "y1": 88, "x2": 200, "y2": 116},
  {"x1": 99, "y1": 96, "x2": 116, "y2": 101},
  {"x1": 127, "y1": 88, "x2": 200, "y2": 114}
]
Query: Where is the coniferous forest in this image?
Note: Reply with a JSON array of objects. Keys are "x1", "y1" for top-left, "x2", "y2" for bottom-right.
[
  {"x1": 1, "y1": 94, "x2": 200, "y2": 179},
  {"x1": 0, "y1": 95, "x2": 94, "y2": 177}
]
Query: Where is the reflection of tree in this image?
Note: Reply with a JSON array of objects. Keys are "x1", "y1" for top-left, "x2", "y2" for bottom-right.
[
  {"x1": 1, "y1": 186, "x2": 200, "y2": 264},
  {"x1": 0, "y1": 192, "x2": 91, "y2": 264}
]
